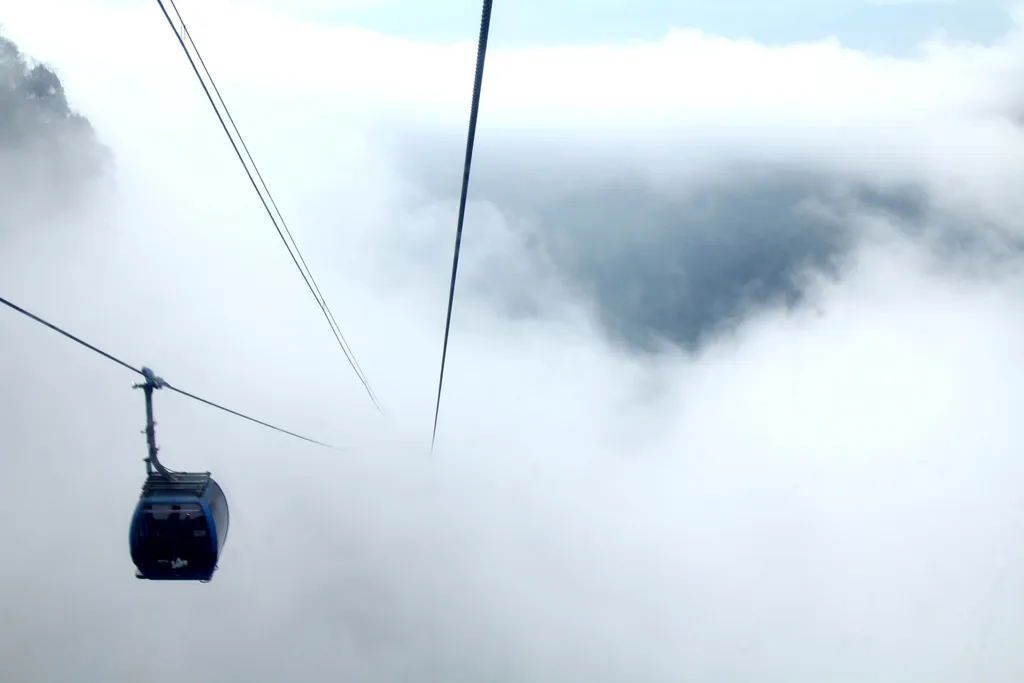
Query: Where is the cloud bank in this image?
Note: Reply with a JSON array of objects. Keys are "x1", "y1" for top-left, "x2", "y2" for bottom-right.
[{"x1": 3, "y1": 1, "x2": 1024, "y2": 681}]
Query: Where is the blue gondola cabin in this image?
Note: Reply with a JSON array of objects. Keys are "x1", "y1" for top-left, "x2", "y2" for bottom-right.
[{"x1": 129, "y1": 472, "x2": 230, "y2": 582}]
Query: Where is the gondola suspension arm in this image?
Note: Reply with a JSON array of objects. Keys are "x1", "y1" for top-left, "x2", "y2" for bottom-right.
[{"x1": 133, "y1": 367, "x2": 174, "y2": 479}]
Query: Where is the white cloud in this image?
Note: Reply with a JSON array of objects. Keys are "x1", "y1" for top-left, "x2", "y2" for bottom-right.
[
  {"x1": 12, "y1": 0, "x2": 1024, "y2": 228},
  {"x1": 3, "y1": 1, "x2": 1024, "y2": 681}
]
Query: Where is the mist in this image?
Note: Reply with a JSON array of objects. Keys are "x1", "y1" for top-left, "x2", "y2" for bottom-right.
[{"x1": 4, "y1": 1, "x2": 1024, "y2": 681}]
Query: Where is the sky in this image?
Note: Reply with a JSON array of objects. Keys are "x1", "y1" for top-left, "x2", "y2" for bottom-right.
[
  {"x1": 3, "y1": 0, "x2": 1024, "y2": 681},
  {"x1": 224, "y1": 0, "x2": 1015, "y2": 55}
]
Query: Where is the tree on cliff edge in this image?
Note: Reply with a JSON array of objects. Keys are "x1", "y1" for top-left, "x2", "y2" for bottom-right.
[{"x1": 0, "y1": 30, "x2": 111, "y2": 230}]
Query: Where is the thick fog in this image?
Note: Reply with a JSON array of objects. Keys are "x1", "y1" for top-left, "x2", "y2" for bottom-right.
[{"x1": 4, "y1": 1, "x2": 1024, "y2": 681}]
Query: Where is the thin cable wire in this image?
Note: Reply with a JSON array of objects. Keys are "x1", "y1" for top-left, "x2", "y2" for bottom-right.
[
  {"x1": 1, "y1": 295, "x2": 339, "y2": 450},
  {"x1": 157, "y1": 0, "x2": 379, "y2": 410},
  {"x1": 154, "y1": 0, "x2": 382, "y2": 413},
  {"x1": 430, "y1": 0, "x2": 494, "y2": 452},
  {"x1": 163, "y1": 382, "x2": 335, "y2": 448},
  {"x1": 165, "y1": 0, "x2": 378, "y2": 405},
  {"x1": 1, "y1": 295, "x2": 141, "y2": 375}
]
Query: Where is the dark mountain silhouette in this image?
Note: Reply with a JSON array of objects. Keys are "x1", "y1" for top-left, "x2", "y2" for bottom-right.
[
  {"x1": 0, "y1": 31, "x2": 110, "y2": 230},
  {"x1": 395, "y1": 131, "x2": 957, "y2": 353}
]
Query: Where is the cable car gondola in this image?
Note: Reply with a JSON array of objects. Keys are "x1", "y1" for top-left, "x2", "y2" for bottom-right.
[{"x1": 127, "y1": 368, "x2": 230, "y2": 582}]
